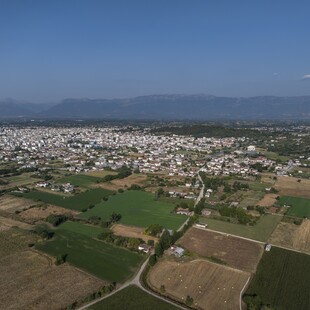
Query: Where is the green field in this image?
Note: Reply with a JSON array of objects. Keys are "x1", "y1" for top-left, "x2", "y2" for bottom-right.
[
  {"x1": 57, "y1": 174, "x2": 100, "y2": 188},
  {"x1": 238, "y1": 191, "x2": 265, "y2": 208},
  {"x1": 59, "y1": 221, "x2": 104, "y2": 238},
  {"x1": 79, "y1": 190, "x2": 187, "y2": 230},
  {"x1": 245, "y1": 247, "x2": 310, "y2": 310},
  {"x1": 199, "y1": 214, "x2": 282, "y2": 242},
  {"x1": 36, "y1": 223, "x2": 143, "y2": 282},
  {"x1": 88, "y1": 285, "x2": 179, "y2": 310},
  {"x1": 278, "y1": 196, "x2": 310, "y2": 218},
  {"x1": 21, "y1": 188, "x2": 113, "y2": 211}
]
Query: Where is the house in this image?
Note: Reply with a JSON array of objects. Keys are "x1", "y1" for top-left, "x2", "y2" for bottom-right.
[
  {"x1": 265, "y1": 243, "x2": 272, "y2": 251},
  {"x1": 195, "y1": 223, "x2": 208, "y2": 229},
  {"x1": 170, "y1": 246, "x2": 185, "y2": 257},
  {"x1": 138, "y1": 244, "x2": 151, "y2": 254}
]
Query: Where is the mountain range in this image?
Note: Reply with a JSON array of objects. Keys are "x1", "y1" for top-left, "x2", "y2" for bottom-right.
[{"x1": 1, "y1": 95, "x2": 310, "y2": 120}]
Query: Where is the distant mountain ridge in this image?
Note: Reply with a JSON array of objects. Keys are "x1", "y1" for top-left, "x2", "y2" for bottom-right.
[{"x1": 1, "y1": 95, "x2": 310, "y2": 119}]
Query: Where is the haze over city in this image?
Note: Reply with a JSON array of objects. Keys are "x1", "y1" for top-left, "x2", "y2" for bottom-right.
[{"x1": 1, "y1": 0, "x2": 310, "y2": 103}]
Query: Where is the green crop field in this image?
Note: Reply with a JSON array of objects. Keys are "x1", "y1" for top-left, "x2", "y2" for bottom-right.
[
  {"x1": 21, "y1": 188, "x2": 113, "y2": 211},
  {"x1": 79, "y1": 190, "x2": 187, "y2": 230},
  {"x1": 36, "y1": 224, "x2": 143, "y2": 282},
  {"x1": 278, "y1": 196, "x2": 310, "y2": 218},
  {"x1": 199, "y1": 214, "x2": 282, "y2": 242},
  {"x1": 88, "y1": 285, "x2": 179, "y2": 310},
  {"x1": 57, "y1": 174, "x2": 100, "y2": 188},
  {"x1": 245, "y1": 247, "x2": 310, "y2": 310},
  {"x1": 59, "y1": 221, "x2": 104, "y2": 238}
]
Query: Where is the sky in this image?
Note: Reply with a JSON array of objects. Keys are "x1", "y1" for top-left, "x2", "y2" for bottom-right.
[{"x1": 0, "y1": 0, "x2": 310, "y2": 102}]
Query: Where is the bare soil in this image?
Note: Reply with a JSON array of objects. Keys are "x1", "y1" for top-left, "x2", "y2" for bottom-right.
[
  {"x1": 275, "y1": 176, "x2": 310, "y2": 198},
  {"x1": 179, "y1": 227, "x2": 264, "y2": 272},
  {"x1": 0, "y1": 195, "x2": 37, "y2": 213},
  {"x1": 0, "y1": 215, "x2": 33, "y2": 230},
  {"x1": 269, "y1": 219, "x2": 310, "y2": 253},
  {"x1": 257, "y1": 194, "x2": 278, "y2": 207},
  {"x1": 19, "y1": 205, "x2": 79, "y2": 224},
  {"x1": 148, "y1": 258, "x2": 250, "y2": 310},
  {"x1": 112, "y1": 223, "x2": 158, "y2": 243}
]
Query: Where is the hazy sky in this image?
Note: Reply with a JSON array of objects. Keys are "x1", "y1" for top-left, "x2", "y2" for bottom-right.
[{"x1": 0, "y1": 0, "x2": 310, "y2": 102}]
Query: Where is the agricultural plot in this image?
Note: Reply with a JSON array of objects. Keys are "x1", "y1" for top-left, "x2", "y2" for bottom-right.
[
  {"x1": 96, "y1": 173, "x2": 148, "y2": 191},
  {"x1": 88, "y1": 285, "x2": 179, "y2": 310},
  {"x1": 0, "y1": 228, "x2": 103, "y2": 310},
  {"x1": 3, "y1": 173, "x2": 41, "y2": 188},
  {"x1": 238, "y1": 191, "x2": 265, "y2": 208},
  {"x1": 57, "y1": 174, "x2": 101, "y2": 188},
  {"x1": 0, "y1": 215, "x2": 33, "y2": 230},
  {"x1": 179, "y1": 228, "x2": 263, "y2": 272},
  {"x1": 19, "y1": 205, "x2": 78, "y2": 224},
  {"x1": 275, "y1": 176, "x2": 310, "y2": 199},
  {"x1": 36, "y1": 224, "x2": 144, "y2": 282},
  {"x1": 245, "y1": 247, "x2": 310, "y2": 310},
  {"x1": 199, "y1": 214, "x2": 282, "y2": 242},
  {"x1": 277, "y1": 196, "x2": 310, "y2": 218},
  {"x1": 79, "y1": 190, "x2": 187, "y2": 230},
  {"x1": 269, "y1": 220, "x2": 310, "y2": 253},
  {"x1": 0, "y1": 194, "x2": 37, "y2": 213},
  {"x1": 148, "y1": 258, "x2": 250, "y2": 310},
  {"x1": 257, "y1": 193, "x2": 278, "y2": 207},
  {"x1": 112, "y1": 224, "x2": 158, "y2": 243},
  {"x1": 21, "y1": 188, "x2": 113, "y2": 211}
]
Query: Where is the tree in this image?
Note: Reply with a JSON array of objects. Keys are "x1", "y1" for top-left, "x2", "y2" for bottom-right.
[
  {"x1": 186, "y1": 295, "x2": 193, "y2": 306},
  {"x1": 144, "y1": 224, "x2": 163, "y2": 237},
  {"x1": 55, "y1": 253, "x2": 67, "y2": 265},
  {"x1": 110, "y1": 212, "x2": 122, "y2": 223},
  {"x1": 149, "y1": 254, "x2": 157, "y2": 266}
]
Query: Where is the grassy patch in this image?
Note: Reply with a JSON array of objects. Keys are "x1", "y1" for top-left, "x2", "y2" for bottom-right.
[
  {"x1": 245, "y1": 247, "x2": 310, "y2": 310},
  {"x1": 36, "y1": 225, "x2": 143, "y2": 283},
  {"x1": 79, "y1": 191, "x2": 187, "y2": 230},
  {"x1": 88, "y1": 285, "x2": 179, "y2": 310},
  {"x1": 199, "y1": 214, "x2": 282, "y2": 242},
  {"x1": 21, "y1": 188, "x2": 113, "y2": 212},
  {"x1": 59, "y1": 221, "x2": 105, "y2": 238},
  {"x1": 278, "y1": 196, "x2": 310, "y2": 218},
  {"x1": 57, "y1": 174, "x2": 101, "y2": 188}
]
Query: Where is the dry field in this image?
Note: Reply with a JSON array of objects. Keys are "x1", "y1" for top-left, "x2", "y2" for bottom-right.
[
  {"x1": 179, "y1": 228, "x2": 263, "y2": 272},
  {"x1": 112, "y1": 223, "x2": 158, "y2": 243},
  {"x1": 0, "y1": 215, "x2": 32, "y2": 230},
  {"x1": 257, "y1": 194, "x2": 278, "y2": 207},
  {"x1": 148, "y1": 258, "x2": 250, "y2": 310},
  {"x1": 19, "y1": 205, "x2": 79, "y2": 224},
  {"x1": 0, "y1": 195, "x2": 37, "y2": 213},
  {"x1": 96, "y1": 173, "x2": 148, "y2": 191},
  {"x1": 269, "y1": 219, "x2": 310, "y2": 253},
  {"x1": 275, "y1": 176, "x2": 310, "y2": 198},
  {"x1": 0, "y1": 228, "x2": 104, "y2": 310}
]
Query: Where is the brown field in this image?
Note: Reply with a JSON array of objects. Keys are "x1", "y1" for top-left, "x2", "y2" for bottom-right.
[
  {"x1": 148, "y1": 258, "x2": 250, "y2": 310},
  {"x1": 0, "y1": 228, "x2": 104, "y2": 310},
  {"x1": 269, "y1": 219, "x2": 310, "y2": 253},
  {"x1": 257, "y1": 193, "x2": 278, "y2": 207},
  {"x1": 95, "y1": 173, "x2": 148, "y2": 190},
  {"x1": 85, "y1": 170, "x2": 117, "y2": 177},
  {"x1": 0, "y1": 195, "x2": 37, "y2": 213},
  {"x1": 275, "y1": 176, "x2": 310, "y2": 198},
  {"x1": 179, "y1": 228, "x2": 264, "y2": 272},
  {"x1": 112, "y1": 224, "x2": 158, "y2": 243},
  {"x1": 0, "y1": 215, "x2": 33, "y2": 230},
  {"x1": 19, "y1": 205, "x2": 79, "y2": 224}
]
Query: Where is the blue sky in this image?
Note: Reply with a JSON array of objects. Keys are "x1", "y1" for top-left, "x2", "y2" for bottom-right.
[{"x1": 0, "y1": 0, "x2": 309, "y2": 102}]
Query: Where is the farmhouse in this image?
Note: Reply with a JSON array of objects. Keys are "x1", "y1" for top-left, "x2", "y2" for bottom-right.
[
  {"x1": 138, "y1": 244, "x2": 151, "y2": 254},
  {"x1": 170, "y1": 245, "x2": 185, "y2": 257}
]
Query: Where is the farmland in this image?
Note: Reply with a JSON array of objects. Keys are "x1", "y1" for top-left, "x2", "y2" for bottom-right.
[
  {"x1": 20, "y1": 188, "x2": 113, "y2": 211},
  {"x1": 148, "y1": 258, "x2": 250, "y2": 310},
  {"x1": 112, "y1": 223, "x2": 158, "y2": 243},
  {"x1": 179, "y1": 228, "x2": 263, "y2": 272},
  {"x1": 199, "y1": 214, "x2": 282, "y2": 242},
  {"x1": 57, "y1": 174, "x2": 101, "y2": 188},
  {"x1": 79, "y1": 190, "x2": 187, "y2": 230},
  {"x1": 277, "y1": 196, "x2": 310, "y2": 218},
  {"x1": 269, "y1": 219, "x2": 310, "y2": 253},
  {"x1": 0, "y1": 227, "x2": 104, "y2": 310},
  {"x1": 36, "y1": 223, "x2": 144, "y2": 282},
  {"x1": 245, "y1": 247, "x2": 310, "y2": 310},
  {"x1": 275, "y1": 176, "x2": 310, "y2": 199},
  {"x1": 0, "y1": 194, "x2": 37, "y2": 214},
  {"x1": 257, "y1": 193, "x2": 278, "y2": 207},
  {"x1": 88, "y1": 285, "x2": 179, "y2": 310}
]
